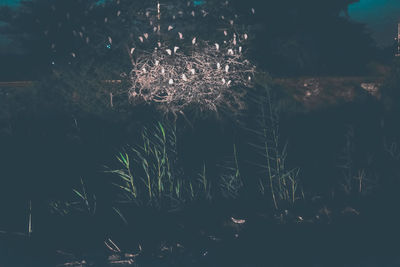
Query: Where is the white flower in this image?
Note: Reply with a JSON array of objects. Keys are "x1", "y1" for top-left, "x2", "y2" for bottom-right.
[
  {"x1": 228, "y1": 49, "x2": 234, "y2": 55},
  {"x1": 217, "y1": 63, "x2": 221, "y2": 70},
  {"x1": 143, "y1": 33, "x2": 149, "y2": 39},
  {"x1": 225, "y1": 65, "x2": 229, "y2": 73},
  {"x1": 215, "y1": 43, "x2": 220, "y2": 51},
  {"x1": 178, "y1": 32, "x2": 183, "y2": 39},
  {"x1": 182, "y1": 74, "x2": 188, "y2": 81},
  {"x1": 169, "y1": 79, "x2": 174, "y2": 85},
  {"x1": 139, "y1": 36, "x2": 144, "y2": 42},
  {"x1": 190, "y1": 69, "x2": 195, "y2": 75},
  {"x1": 174, "y1": 46, "x2": 179, "y2": 53},
  {"x1": 231, "y1": 217, "x2": 246, "y2": 224},
  {"x1": 166, "y1": 49, "x2": 172, "y2": 55},
  {"x1": 117, "y1": 10, "x2": 121, "y2": 16},
  {"x1": 192, "y1": 37, "x2": 196, "y2": 45},
  {"x1": 130, "y1": 47, "x2": 135, "y2": 54},
  {"x1": 168, "y1": 25, "x2": 174, "y2": 31}
]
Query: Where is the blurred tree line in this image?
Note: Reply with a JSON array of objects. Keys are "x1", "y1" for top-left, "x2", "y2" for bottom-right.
[
  {"x1": 0, "y1": 0, "x2": 387, "y2": 80},
  {"x1": 230, "y1": 0, "x2": 384, "y2": 75}
]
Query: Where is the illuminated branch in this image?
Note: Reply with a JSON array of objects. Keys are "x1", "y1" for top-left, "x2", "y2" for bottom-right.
[
  {"x1": 126, "y1": 1, "x2": 257, "y2": 114},
  {"x1": 128, "y1": 40, "x2": 255, "y2": 114}
]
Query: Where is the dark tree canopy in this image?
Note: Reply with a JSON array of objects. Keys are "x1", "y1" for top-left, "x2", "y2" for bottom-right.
[
  {"x1": 227, "y1": 0, "x2": 375, "y2": 75},
  {"x1": 0, "y1": 0, "x2": 377, "y2": 79}
]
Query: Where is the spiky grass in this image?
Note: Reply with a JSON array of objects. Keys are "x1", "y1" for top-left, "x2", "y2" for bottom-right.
[
  {"x1": 249, "y1": 84, "x2": 303, "y2": 209},
  {"x1": 108, "y1": 121, "x2": 212, "y2": 209},
  {"x1": 219, "y1": 144, "x2": 244, "y2": 199}
]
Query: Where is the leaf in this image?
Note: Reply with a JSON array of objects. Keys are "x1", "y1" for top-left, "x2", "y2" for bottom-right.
[
  {"x1": 158, "y1": 122, "x2": 166, "y2": 139},
  {"x1": 115, "y1": 171, "x2": 133, "y2": 182},
  {"x1": 118, "y1": 152, "x2": 129, "y2": 167},
  {"x1": 72, "y1": 189, "x2": 85, "y2": 201},
  {"x1": 112, "y1": 207, "x2": 128, "y2": 225},
  {"x1": 111, "y1": 183, "x2": 134, "y2": 194}
]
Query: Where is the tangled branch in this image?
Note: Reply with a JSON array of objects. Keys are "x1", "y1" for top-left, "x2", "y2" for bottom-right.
[
  {"x1": 129, "y1": 37, "x2": 255, "y2": 114},
  {"x1": 125, "y1": 1, "x2": 257, "y2": 114}
]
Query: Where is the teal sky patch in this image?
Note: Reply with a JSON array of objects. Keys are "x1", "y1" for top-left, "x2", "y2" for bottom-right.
[
  {"x1": 0, "y1": 0, "x2": 20, "y2": 6},
  {"x1": 348, "y1": 0, "x2": 400, "y2": 46},
  {"x1": 193, "y1": 0, "x2": 205, "y2": 7}
]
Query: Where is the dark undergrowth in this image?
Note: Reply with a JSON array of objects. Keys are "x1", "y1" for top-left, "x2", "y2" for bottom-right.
[{"x1": 1, "y1": 72, "x2": 400, "y2": 266}]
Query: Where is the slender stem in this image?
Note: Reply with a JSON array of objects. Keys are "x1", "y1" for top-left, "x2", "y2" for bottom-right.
[
  {"x1": 262, "y1": 103, "x2": 278, "y2": 210},
  {"x1": 124, "y1": 155, "x2": 136, "y2": 198},
  {"x1": 157, "y1": 1, "x2": 161, "y2": 37},
  {"x1": 233, "y1": 143, "x2": 240, "y2": 179},
  {"x1": 28, "y1": 200, "x2": 32, "y2": 237}
]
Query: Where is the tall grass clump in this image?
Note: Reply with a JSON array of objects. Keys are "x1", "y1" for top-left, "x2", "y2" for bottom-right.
[
  {"x1": 107, "y1": 121, "x2": 219, "y2": 210},
  {"x1": 108, "y1": 122, "x2": 177, "y2": 208},
  {"x1": 49, "y1": 177, "x2": 97, "y2": 216},
  {"x1": 339, "y1": 126, "x2": 377, "y2": 197},
  {"x1": 249, "y1": 84, "x2": 303, "y2": 210},
  {"x1": 219, "y1": 144, "x2": 244, "y2": 199}
]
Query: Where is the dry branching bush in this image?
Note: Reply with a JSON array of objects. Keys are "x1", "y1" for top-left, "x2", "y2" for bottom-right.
[{"x1": 125, "y1": 0, "x2": 257, "y2": 115}]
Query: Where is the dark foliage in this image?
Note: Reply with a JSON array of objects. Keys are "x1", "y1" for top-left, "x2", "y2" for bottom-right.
[{"x1": 0, "y1": 0, "x2": 379, "y2": 78}]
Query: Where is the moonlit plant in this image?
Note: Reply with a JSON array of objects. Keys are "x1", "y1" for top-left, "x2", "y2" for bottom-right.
[{"x1": 127, "y1": 1, "x2": 256, "y2": 114}]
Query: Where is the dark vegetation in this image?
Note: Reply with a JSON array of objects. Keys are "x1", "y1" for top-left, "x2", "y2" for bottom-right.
[{"x1": 1, "y1": 0, "x2": 400, "y2": 266}]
